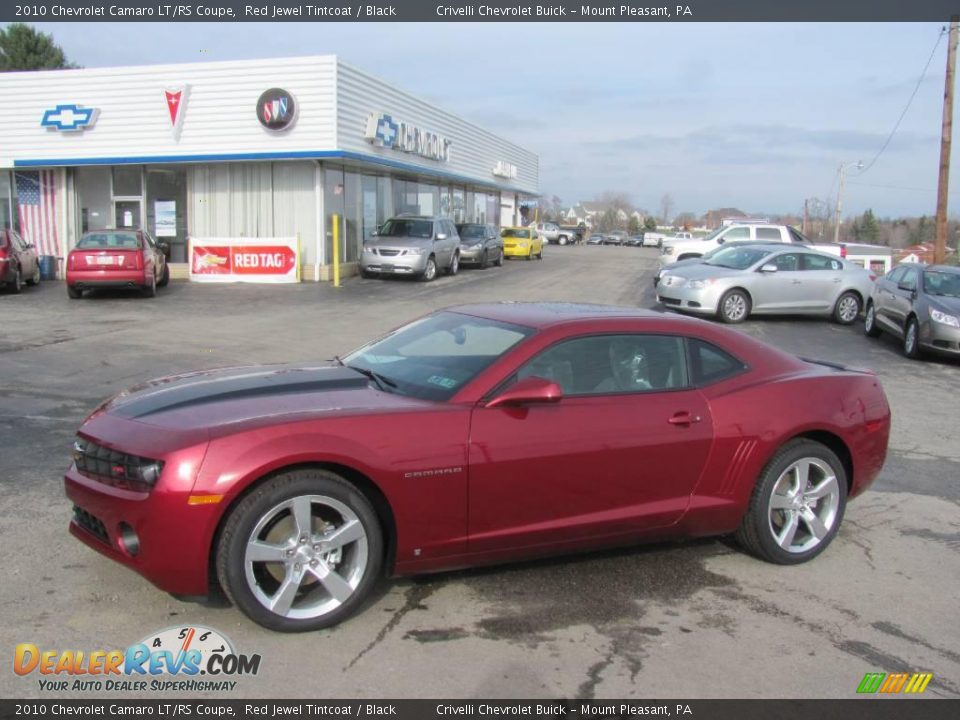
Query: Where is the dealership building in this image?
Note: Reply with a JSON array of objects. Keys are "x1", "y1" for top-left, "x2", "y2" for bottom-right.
[{"x1": 0, "y1": 55, "x2": 539, "y2": 280}]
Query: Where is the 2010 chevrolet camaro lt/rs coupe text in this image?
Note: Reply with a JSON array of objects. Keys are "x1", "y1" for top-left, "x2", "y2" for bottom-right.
[{"x1": 65, "y1": 303, "x2": 891, "y2": 631}]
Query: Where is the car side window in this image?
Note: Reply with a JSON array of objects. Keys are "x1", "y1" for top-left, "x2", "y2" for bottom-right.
[
  {"x1": 773, "y1": 253, "x2": 801, "y2": 271},
  {"x1": 900, "y1": 268, "x2": 918, "y2": 291},
  {"x1": 10, "y1": 232, "x2": 25, "y2": 251},
  {"x1": 755, "y1": 227, "x2": 782, "y2": 241},
  {"x1": 513, "y1": 334, "x2": 689, "y2": 396},
  {"x1": 688, "y1": 339, "x2": 747, "y2": 385},
  {"x1": 886, "y1": 266, "x2": 906, "y2": 285},
  {"x1": 723, "y1": 227, "x2": 750, "y2": 241},
  {"x1": 801, "y1": 254, "x2": 842, "y2": 271}
]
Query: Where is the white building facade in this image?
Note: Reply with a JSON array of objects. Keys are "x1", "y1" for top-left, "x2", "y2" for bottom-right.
[{"x1": 0, "y1": 56, "x2": 539, "y2": 280}]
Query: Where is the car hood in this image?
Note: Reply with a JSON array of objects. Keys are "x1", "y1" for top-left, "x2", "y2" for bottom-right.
[
  {"x1": 928, "y1": 295, "x2": 960, "y2": 314},
  {"x1": 92, "y1": 363, "x2": 432, "y2": 434}
]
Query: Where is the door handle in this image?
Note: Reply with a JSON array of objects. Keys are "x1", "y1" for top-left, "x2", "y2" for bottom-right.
[{"x1": 668, "y1": 412, "x2": 702, "y2": 426}]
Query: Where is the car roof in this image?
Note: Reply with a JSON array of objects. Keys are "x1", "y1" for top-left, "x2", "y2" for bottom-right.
[
  {"x1": 446, "y1": 302, "x2": 686, "y2": 330},
  {"x1": 926, "y1": 264, "x2": 960, "y2": 273}
]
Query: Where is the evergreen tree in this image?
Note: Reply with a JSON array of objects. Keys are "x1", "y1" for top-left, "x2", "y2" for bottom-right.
[{"x1": 0, "y1": 24, "x2": 75, "y2": 72}]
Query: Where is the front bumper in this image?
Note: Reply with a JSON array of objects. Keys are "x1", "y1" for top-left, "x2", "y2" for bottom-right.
[
  {"x1": 360, "y1": 250, "x2": 429, "y2": 275},
  {"x1": 503, "y1": 245, "x2": 532, "y2": 258},
  {"x1": 921, "y1": 320, "x2": 960, "y2": 356},
  {"x1": 655, "y1": 280, "x2": 725, "y2": 315},
  {"x1": 459, "y1": 246, "x2": 486, "y2": 263}
]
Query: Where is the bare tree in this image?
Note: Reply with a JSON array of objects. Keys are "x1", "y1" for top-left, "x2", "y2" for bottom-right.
[{"x1": 659, "y1": 193, "x2": 675, "y2": 225}]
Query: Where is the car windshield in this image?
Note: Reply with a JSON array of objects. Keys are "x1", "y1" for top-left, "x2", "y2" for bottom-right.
[
  {"x1": 77, "y1": 232, "x2": 141, "y2": 249},
  {"x1": 704, "y1": 246, "x2": 772, "y2": 270},
  {"x1": 457, "y1": 225, "x2": 486, "y2": 239},
  {"x1": 923, "y1": 270, "x2": 960, "y2": 298},
  {"x1": 343, "y1": 311, "x2": 535, "y2": 402},
  {"x1": 502, "y1": 228, "x2": 531, "y2": 239},
  {"x1": 695, "y1": 227, "x2": 725, "y2": 243},
  {"x1": 378, "y1": 219, "x2": 433, "y2": 239}
]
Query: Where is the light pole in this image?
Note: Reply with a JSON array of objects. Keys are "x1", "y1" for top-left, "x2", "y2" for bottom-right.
[{"x1": 833, "y1": 160, "x2": 863, "y2": 244}]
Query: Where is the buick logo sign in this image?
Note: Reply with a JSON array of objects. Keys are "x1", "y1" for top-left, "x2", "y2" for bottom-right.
[{"x1": 256, "y1": 88, "x2": 296, "y2": 131}]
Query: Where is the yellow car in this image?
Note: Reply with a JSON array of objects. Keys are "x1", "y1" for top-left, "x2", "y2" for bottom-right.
[{"x1": 501, "y1": 227, "x2": 543, "y2": 260}]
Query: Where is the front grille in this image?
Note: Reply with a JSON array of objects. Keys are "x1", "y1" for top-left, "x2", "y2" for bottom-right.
[
  {"x1": 73, "y1": 437, "x2": 163, "y2": 492},
  {"x1": 73, "y1": 505, "x2": 109, "y2": 545},
  {"x1": 660, "y1": 297, "x2": 682, "y2": 306},
  {"x1": 378, "y1": 249, "x2": 401, "y2": 257}
]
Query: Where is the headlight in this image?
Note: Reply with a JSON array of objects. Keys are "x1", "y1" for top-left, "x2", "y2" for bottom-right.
[
  {"x1": 663, "y1": 246, "x2": 676, "y2": 255},
  {"x1": 688, "y1": 279, "x2": 717, "y2": 289},
  {"x1": 931, "y1": 309, "x2": 960, "y2": 328},
  {"x1": 406, "y1": 247, "x2": 424, "y2": 256},
  {"x1": 467, "y1": 242, "x2": 483, "y2": 249},
  {"x1": 362, "y1": 246, "x2": 376, "y2": 254}
]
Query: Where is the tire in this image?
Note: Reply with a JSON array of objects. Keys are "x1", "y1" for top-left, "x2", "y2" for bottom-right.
[
  {"x1": 657, "y1": 240, "x2": 663, "y2": 249},
  {"x1": 446, "y1": 252, "x2": 459, "y2": 276},
  {"x1": 480, "y1": 250, "x2": 489, "y2": 269},
  {"x1": 420, "y1": 256, "x2": 437, "y2": 282},
  {"x1": 903, "y1": 316, "x2": 922, "y2": 359},
  {"x1": 832, "y1": 292, "x2": 861, "y2": 325},
  {"x1": 27, "y1": 264, "x2": 41, "y2": 286},
  {"x1": 361, "y1": 269, "x2": 378, "y2": 279},
  {"x1": 735, "y1": 439, "x2": 847, "y2": 565},
  {"x1": 537, "y1": 246, "x2": 543, "y2": 260},
  {"x1": 558, "y1": 236, "x2": 568, "y2": 246},
  {"x1": 525, "y1": 250, "x2": 532, "y2": 261},
  {"x1": 216, "y1": 469, "x2": 384, "y2": 632},
  {"x1": 494, "y1": 249, "x2": 504, "y2": 267},
  {"x1": 67, "y1": 285, "x2": 82, "y2": 299},
  {"x1": 10, "y1": 268, "x2": 22, "y2": 294},
  {"x1": 157, "y1": 263, "x2": 170, "y2": 288},
  {"x1": 718, "y1": 289, "x2": 751, "y2": 324},
  {"x1": 863, "y1": 302, "x2": 882, "y2": 338},
  {"x1": 142, "y1": 274, "x2": 157, "y2": 298}
]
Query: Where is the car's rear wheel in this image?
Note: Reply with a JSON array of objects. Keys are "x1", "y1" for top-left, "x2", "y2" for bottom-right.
[
  {"x1": 142, "y1": 274, "x2": 157, "y2": 298},
  {"x1": 446, "y1": 252, "x2": 459, "y2": 276},
  {"x1": 217, "y1": 469, "x2": 383, "y2": 632},
  {"x1": 67, "y1": 285, "x2": 82, "y2": 299},
  {"x1": 903, "y1": 317, "x2": 922, "y2": 359},
  {"x1": 863, "y1": 302, "x2": 882, "y2": 337},
  {"x1": 735, "y1": 439, "x2": 847, "y2": 565},
  {"x1": 420, "y1": 256, "x2": 437, "y2": 282},
  {"x1": 10, "y1": 268, "x2": 22, "y2": 294},
  {"x1": 157, "y1": 264, "x2": 170, "y2": 288},
  {"x1": 832, "y1": 292, "x2": 861, "y2": 325},
  {"x1": 27, "y1": 264, "x2": 41, "y2": 286},
  {"x1": 718, "y1": 289, "x2": 751, "y2": 323}
]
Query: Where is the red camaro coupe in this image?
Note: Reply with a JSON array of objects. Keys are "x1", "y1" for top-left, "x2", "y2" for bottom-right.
[{"x1": 65, "y1": 303, "x2": 890, "y2": 631}]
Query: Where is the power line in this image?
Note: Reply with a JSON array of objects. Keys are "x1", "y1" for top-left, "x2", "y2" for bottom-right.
[{"x1": 855, "y1": 27, "x2": 947, "y2": 177}]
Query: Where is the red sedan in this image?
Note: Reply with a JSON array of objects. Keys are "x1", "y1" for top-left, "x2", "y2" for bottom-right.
[
  {"x1": 66, "y1": 229, "x2": 169, "y2": 299},
  {"x1": 65, "y1": 303, "x2": 890, "y2": 631}
]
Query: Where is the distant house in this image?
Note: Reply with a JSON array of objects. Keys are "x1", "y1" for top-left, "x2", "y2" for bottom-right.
[
  {"x1": 564, "y1": 202, "x2": 633, "y2": 228},
  {"x1": 701, "y1": 208, "x2": 749, "y2": 229},
  {"x1": 894, "y1": 243, "x2": 954, "y2": 265}
]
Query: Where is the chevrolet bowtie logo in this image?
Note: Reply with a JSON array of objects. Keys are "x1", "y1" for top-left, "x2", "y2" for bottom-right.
[
  {"x1": 375, "y1": 114, "x2": 399, "y2": 146},
  {"x1": 41, "y1": 104, "x2": 99, "y2": 132}
]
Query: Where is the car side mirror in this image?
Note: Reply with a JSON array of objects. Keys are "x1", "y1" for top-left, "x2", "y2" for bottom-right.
[
  {"x1": 760, "y1": 263, "x2": 778, "y2": 273},
  {"x1": 717, "y1": 237, "x2": 725, "y2": 244},
  {"x1": 486, "y1": 377, "x2": 563, "y2": 408},
  {"x1": 897, "y1": 282, "x2": 915, "y2": 294},
  {"x1": 158, "y1": 241, "x2": 170, "y2": 253},
  {"x1": 436, "y1": 233, "x2": 448, "y2": 241}
]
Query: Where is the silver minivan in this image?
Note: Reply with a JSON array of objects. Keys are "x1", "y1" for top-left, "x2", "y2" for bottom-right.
[{"x1": 360, "y1": 216, "x2": 461, "y2": 282}]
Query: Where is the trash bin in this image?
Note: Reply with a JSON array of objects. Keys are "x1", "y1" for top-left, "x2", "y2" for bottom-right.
[{"x1": 39, "y1": 255, "x2": 58, "y2": 281}]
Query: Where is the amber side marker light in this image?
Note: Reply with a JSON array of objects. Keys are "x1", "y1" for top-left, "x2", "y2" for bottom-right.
[{"x1": 187, "y1": 495, "x2": 224, "y2": 506}]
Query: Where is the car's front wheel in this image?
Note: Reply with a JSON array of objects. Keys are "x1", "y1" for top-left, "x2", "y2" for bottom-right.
[
  {"x1": 420, "y1": 256, "x2": 437, "y2": 282},
  {"x1": 735, "y1": 439, "x2": 847, "y2": 565},
  {"x1": 446, "y1": 252, "x2": 459, "y2": 276},
  {"x1": 494, "y1": 249, "x2": 504, "y2": 267},
  {"x1": 216, "y1": 469, "x2": 384, "y2": 632},
  {"x1": 718, "y1": 289, "x2": 751, "y2": 323},
  {"x1": 558, "y1": 236, "x2": 568, "y2": 246},
  {"x1": 903, "y1": 317, "x2": 922, "y2": 359},
  {"x1": 863, "y1": 302, "x2": 882, "y2": 337}
]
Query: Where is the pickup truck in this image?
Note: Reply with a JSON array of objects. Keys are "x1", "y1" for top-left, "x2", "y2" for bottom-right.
[
  {"x1": 659, "y1": 223, "x2": 810, "y2": 267},
  {"x1": 557, "y1": 224, "x2": 585, "y2": 245}
]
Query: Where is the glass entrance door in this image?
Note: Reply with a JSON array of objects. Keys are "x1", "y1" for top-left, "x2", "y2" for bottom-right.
[
  {"x1": 145, "y1": 167, "x2": 188, "y2": 262},
  {"x1": 114, "y1": 200, "x2": 141, "y2": 229}
]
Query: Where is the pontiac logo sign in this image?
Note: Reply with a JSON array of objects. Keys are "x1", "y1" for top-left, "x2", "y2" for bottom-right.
[
  {"x1": 256, "y1": 88, "x2": 296, "y2": 131},
  {"x1": 365, "y1": 112, "x2": 451, "y2": 162},
  {"x1": 163, "y1": 85, "x2": 190, "y2": 141}
]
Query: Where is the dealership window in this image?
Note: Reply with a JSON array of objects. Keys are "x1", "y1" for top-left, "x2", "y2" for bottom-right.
[
  {"x1": 451, "y1": 187, "x2": 465, "y2": 223},
  {"x1": 145, "y1": 167, "x2": 188, "y2": 263},
  {"x1": 0, "y1": 171, "x2": 14, "y2": 231},
  {"x1": 76, "y1": 167, "x2": 113, "y2": 235},
  {"x1": 323, "y1": 166, "x2": 345, "y2": 266}
]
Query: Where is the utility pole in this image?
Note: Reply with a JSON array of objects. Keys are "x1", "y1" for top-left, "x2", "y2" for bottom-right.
[
  {"x1": 935, "y1": 17, "x2": 958, "y2": 264},
  {"x1": 834, "y1": 161, "x2": 862, "y2": 244},
  {"x1": 803, "y1": 199, "x2": 809, "y2": 235}
]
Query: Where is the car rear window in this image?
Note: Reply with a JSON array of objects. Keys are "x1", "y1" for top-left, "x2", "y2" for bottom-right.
[
  {"x1": 77, "y1": 232, "x2": 142, "y2": 250},
  {"x1": 502, "y1": 228, "x2": 531, "y2": 239},
  {"x1": 457, "y1": 224, "x2": 485, "y2": 239}
]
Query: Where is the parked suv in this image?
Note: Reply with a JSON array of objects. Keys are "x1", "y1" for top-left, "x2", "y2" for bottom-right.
[
  {"x1": 455, "y1": 223, "x2": 503, "y2": 268},
  {"x1": 660, "y1": 223, "x2": 809, "y2": 267},
  {"x1": 0, "y1": 229, "x2": 41, "y2": 293},
  {"x1": 864, "y1": 263, "x2": 960, "y2": 359},
  {"x1": 361, "y1": 216, "x2": 461, "y2": 282}
]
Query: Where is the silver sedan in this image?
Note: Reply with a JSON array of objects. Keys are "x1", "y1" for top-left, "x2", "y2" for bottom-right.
[{"x1": 656, "y1": 244, "x2": 877, "y2": 324}]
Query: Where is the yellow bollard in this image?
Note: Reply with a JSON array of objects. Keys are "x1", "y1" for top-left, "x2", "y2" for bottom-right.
[{"x1": 332, "y1": 214, "x2": 340, "y2": 288}]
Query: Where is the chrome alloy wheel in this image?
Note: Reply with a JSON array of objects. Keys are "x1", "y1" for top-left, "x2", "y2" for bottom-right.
[
  {"x1": 722, "y1": 293, "x2": 748, "y2": 322},
  {"x1": 767, "y1": 458, "x2": 841, "y2": 554},
  {"x1": 244, "y1": 495, "x2": 368, "y2": 620},
  {"x1": 837, "y1": 295, "x2": 859, "y2": 323}
]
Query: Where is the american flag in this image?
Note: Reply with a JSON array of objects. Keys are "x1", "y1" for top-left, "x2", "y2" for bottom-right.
[{"x1": 15, "y1": 170, "x2": 61, "y2": 258}]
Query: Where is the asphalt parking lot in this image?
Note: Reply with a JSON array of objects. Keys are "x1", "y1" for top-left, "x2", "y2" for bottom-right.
[{"x1": 2, "y1": 245, "x2": 958, "y2": 699}]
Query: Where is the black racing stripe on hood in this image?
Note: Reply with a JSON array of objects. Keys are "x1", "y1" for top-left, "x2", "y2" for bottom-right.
[{"x1": 111, "y1": 366, "x2": 370, "y2": 419}]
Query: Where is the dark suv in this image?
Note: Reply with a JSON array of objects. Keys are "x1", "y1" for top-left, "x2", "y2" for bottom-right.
[{"x1": 360, "y1": 216, "x2": 461, "y2": 281}]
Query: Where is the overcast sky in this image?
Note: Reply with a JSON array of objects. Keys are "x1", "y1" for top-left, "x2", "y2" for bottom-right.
[{"x1": 22, "y1": 21, "x2": 960, "y2": 218}]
